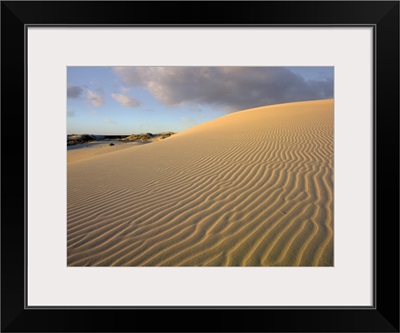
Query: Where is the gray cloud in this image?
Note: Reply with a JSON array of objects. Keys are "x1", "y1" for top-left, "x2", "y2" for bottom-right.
[
  {"x1": 113, "y1": 67, "x2": 333, "y2": 112},
  {"x1": 67, "y1": 85, "x2": 84, "y2": 98},
  {"x1": 307, "y1": 79, "x2": 334, "y2": 99},
  {"x1": 67, "y1": 110, "x2": 75, "y2": 117}
]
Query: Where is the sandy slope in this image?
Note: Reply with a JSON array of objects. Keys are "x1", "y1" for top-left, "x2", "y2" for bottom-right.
[
  {"x1": 67, "y1": 140, "x2": 142, "y2": 163},
  {"x1": 67, "y1": 99, "x2": 334, "y2": 266}
]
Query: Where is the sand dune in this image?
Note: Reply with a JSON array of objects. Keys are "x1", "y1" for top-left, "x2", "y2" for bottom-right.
[{"x1": 67, "y1": 99, "x2": 334, "y2": 266}]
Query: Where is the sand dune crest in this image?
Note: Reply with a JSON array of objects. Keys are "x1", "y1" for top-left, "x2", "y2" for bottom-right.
[{"x1": 68, "y1": 99, "x2": 334, "y2": 266}]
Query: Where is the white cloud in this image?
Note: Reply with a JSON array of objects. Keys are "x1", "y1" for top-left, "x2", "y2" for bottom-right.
[
  {"x1": 111, "y1": 93, "x2": 140, "y2": 108},
  {"x1": 86, "y1": 90, "x2": 104, "y2": 107}
]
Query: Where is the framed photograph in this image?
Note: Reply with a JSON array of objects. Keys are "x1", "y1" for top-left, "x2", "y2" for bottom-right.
[{"x1": 2, "y1": 1, "x2": 399, "y2": 332}]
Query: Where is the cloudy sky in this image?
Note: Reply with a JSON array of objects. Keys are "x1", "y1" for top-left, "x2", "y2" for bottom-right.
[{"x1": 67, "y1": 66, "x2": 333, "y2": 135}]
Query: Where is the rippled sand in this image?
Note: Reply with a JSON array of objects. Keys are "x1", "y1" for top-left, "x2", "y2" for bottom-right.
[{"x1": 67, "y1": 99, "x2": 333, "y2": 266}]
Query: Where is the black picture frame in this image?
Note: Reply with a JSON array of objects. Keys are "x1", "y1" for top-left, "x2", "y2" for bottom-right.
[{"x1": 2, "y1": 1, "x2": 399, "y2": 332}]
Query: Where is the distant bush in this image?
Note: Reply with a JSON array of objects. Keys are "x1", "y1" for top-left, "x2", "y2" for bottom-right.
[
  {"x1": 109, "y1": 132, "x2": 175, "y2": 144},
  {"x1": 67, "y1": 134, "x2": 96, "y2": 146}
]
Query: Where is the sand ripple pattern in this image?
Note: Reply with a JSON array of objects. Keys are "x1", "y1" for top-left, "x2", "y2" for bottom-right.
[{"x1": 68, "y1": 99, "x2": 334, "y2": 266}]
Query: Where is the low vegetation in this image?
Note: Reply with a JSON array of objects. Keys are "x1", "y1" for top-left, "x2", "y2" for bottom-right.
[{"x1": 67, "y1": 132, "x2": 175, "y2": 146}]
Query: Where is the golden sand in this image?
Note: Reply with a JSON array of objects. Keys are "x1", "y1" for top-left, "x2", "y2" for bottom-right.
[{"x1": 67, "y1": 99, "x2": 333, "y2": 266}]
